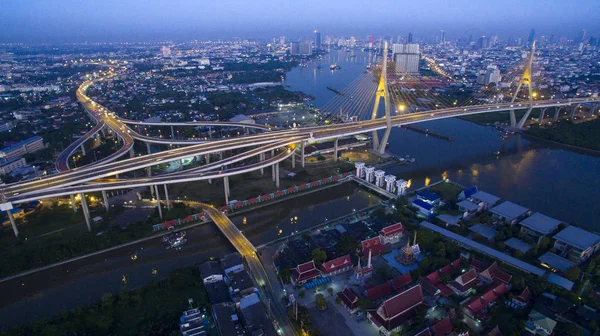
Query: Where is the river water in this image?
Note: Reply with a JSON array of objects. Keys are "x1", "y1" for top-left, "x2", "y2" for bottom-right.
[
  {"x1": 2, "y1": 49, "x2": 600, "y2": 329},
  {"x1": 285, "y1": 49, "x2": 600, "y2": 230},
  {"x1": 0, "y1": 183, "x2": 379, "y2": 328}
]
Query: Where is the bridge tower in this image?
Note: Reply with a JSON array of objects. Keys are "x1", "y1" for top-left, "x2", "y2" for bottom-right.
[
  {"x1": 510, "y1": 41, "x2": 536, "y2": 128},
  {"x1": 370, "y1": 41, "x2": 393, "y2": 154}
]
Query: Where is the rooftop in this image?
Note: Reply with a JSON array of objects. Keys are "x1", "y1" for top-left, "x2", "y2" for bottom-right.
[
  {"x1": 469, "y1": 223, "x2": 497, "y2": 240},
  {"x1": 539, "y1": 252, "x2": 576, "y2": 272},
  {"x1": 504, "y1": 237, "x2": 532, "y2": 253},
  {"x1": 418, "y1": 190, "x2": 441, "y2": 202},
  {"x1": 489, "y1": 201, "x2": 529, "y2": 220},
  {"x1": 437, "y1": 214, "x2": 461, "y2": 226},
  {"x1": 457, "y1": 200, "x2": 479, "y2": 212},
  {"x1": 553, "y1": 225, "x2": 600, "y2": 251},
  {"x1": 0, "y1": 136, "x2": 43, "y2": 153},
  {"x1": 519, "y1": 213, "x2": 562, "y2": 235},
  {"x1": 470, "y1": 191, "x2": 501, "y2": 205}
]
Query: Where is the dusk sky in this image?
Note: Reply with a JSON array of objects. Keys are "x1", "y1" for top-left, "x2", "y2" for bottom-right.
[{"x1": 2, "y1": 0, "x2": 599, "y2": 43}]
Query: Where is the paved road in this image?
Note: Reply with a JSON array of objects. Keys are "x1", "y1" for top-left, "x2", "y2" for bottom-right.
[{"x1": 200, "y1": 204, "x2": 298, "y2": 336}]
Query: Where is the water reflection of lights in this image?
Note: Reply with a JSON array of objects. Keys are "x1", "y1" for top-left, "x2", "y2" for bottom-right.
[
  {"x1": 424, "y1": 177, "x2": 431, "y2": 186},
  {"x1": 406, "y1": 179, "x2": 412, "y2": 188},
  {"x1": 441, "y1": 171, "x2": 448, "y2": 180},
  {"x1": 242, "y1": 217, "x2": 247, "y2": 225}
]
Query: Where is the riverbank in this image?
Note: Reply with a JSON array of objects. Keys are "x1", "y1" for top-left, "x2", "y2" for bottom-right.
[{"x1": 523, "y1": 119, "x2": 600, "y2": 154}]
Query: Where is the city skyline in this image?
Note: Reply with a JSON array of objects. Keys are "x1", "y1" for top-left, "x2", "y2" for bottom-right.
[{"x1": 1, "y1": 0, "x2": 599, "y2": 43}]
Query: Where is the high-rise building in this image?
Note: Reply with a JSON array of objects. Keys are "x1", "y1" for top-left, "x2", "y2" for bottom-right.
[
  {"x1": 478, "y1": 36, "x2": 490, "y2": 49},
  {"x1": 440, "y1": 30, "x2": 445, "y2": 44},
  {"x1": 578, "y1": 29, "x2": 587, "y2": 44},
  {"x1": 528, "y1": 29, "x2": 536, "y2": 45},
  {"x1": 161, "y1": 46, "x2": 171, "y2": 58},
  {"x1": 477, "y1": 66, "x2": 501, "y2": 86},
  {"x1": 392, "y1": 43, "x2": 420, "y2": 75},
  {"x1": 314, "y1": 30, "x2": 322, "y2": 48},
  {"x1": 290, "y1": 41, "x2": 313, "y2": 55},
  {"x1": 408, "y1": 32, "x2": 413, "y2": 43}
]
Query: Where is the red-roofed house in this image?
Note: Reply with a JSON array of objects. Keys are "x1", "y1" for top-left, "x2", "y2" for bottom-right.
[
  {"x1": 478, "y1": 262, "x2": 512, "y2": 284},
  {"x1": 431, "y1": 317, "x2": 453, "y2": 336},
  {"x1": 426, "y1": 258, "x2": 462, "y2": 285},
  {"x1": 512, "y1": 287, "x2": 532, "y2": 308},
  {"x1": 470, "y1": 258, "x2": 488, "y2": 273},
  {"x1": 291, "y1": 260, "x2": 321, "y2": 285},
  {"x1": 367, "y1": 285, "x2": 427, "y2": 336},
  {"x1": 447, "y1": 269, "x2": 480, "y2": 296},
  {"x1": 463, "y1": 282, "x2": 508, "y2": 319},
  {"x1": 391, "y1": 273, "x2": 413, "y2": 292},
  {"x1": 337, "y1": 288, "x2": 359, "y2": 313},
  {"x1": 379, "y1": 223, "x2": 405, "y2": 244},
  {"x1": 320, "y1": 255, "x2": 353, "y2": 277},
  {"x1": 366, "y1": 282, "x2": 394, "y2": 302},
  {"x1": 361, "y1": 237, "x2": 386, "y2": 256}
]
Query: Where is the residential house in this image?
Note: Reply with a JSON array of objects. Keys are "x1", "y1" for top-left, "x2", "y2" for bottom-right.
[
  {"x1": 379, "y1": 223, "x2": 405, "y2": 244},
  {"x1": 458, "y1": 186, "x2": 479, "y2": 201},
  {"x1": 227, "y1": 270, "x2": 255, "y2": 300},
  {"x1": 413, "y1": 199, "x2": 435, "y2": 217},
  {"x1": 463, "y1": 282, "x2": 508, "y2": 319},
  {"x1": 240, "y1": 293, "x2": 277, "y2": 336},
  {"x1": 489, "y1": 201, "x2": 531, "y2": 225},
  {"x1": 519, "y1": 213, "x2": 562, "y2": 244},
  {"x1": 447, "y1": 269, "x2": 480, "y2": 296},
  {"x1": 417, "y1": 190, "x2": 442, "y2": 205},
  {"x1": 553, "y1": 226, "x2": 600, "y2": 264},
  {"x1": 199, "y1": 261, "x2": 225, "y2": 284},
  {"x1": 512, "y1": 287, "x2": 532, "y2": 308},
  {"x1": 320, "y1": 254, "x2": 353, "y2": 277},
  {"x1": 290, "y1": 260, "x2": 321, "y2": 285},
  {"x1": 212, "y1": 302, "x2": 245, "y2": 336},
  {"x1": 469, "y1": 191, "x2": 501, "y2": 210},
  {"x1": 457, "y1": 200, "x2": 479, "y2": 219},
  {"x1": 367, "y1": 285, "x2": 428, "y2": 336},
  {"x1": 221, "y1": 252, "x2": 244, "y2": 275},
  {"x1": 525, "y1": 309, "x2": 557, "y2": 336}
]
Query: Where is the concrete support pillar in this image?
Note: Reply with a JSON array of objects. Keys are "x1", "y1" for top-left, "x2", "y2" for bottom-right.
[
  {"x1": 208, "y1": 126, "x2": 212, "y2": 139},
  {"x1": 171, "y1": 126, "x2": 175, "y2": 139},
  {"x1": 7, "y1": 211, "x2": 18, "y2": 237},
  {"x1": 570, "y1": 104, "x2": 580, "y2": 119},
  {"x1": 272, "y1": 164, "x2": 276, "y2": 182},
  {"x1": 164, "y1": 184, "x2": 171, "y2": 211},
  {"x1": 206, "y1": 154, "x2": 212, "y2": 184},
  {"x1": 291, "y1": 149, "x2": 296, "y2": 169},
  {"x1": 154, "y1": 185, "x2": 163, "y2": 220},
  {"x1": 334, "y1": 138, "x2": 339, "y2": 161},
  {"x1": 539, "y1": 107, "x2": 547, "y2": 125},
  {"x1": 102, "y1": 190, "x2": 109, "y2": 212},
  {"x1": 219, "y1": 151, "x2": 223, "y2": 161},
  {"x1": 129, "y1": 147, "x2": 135, "y2": 158},
  {"x1": 224, "y1": 176, "x2": 230, "y2": 205},
  {"x1": 80, "y1": 143, "x2": 86, "y2": 156},
  {"x1": 553, "y1": 106, "x2": 561, "y2": 122},
  {"x1": 301, "y1": 142, "x2": 305, "y2": 168},
  {"x1": 70, "y1": 194, "x2": 77, "y2": 212},
  {"x1": 275, "y1": 163, "x2": 280, "y2": 188},
  {"x1": 146, "y1": 142, "x2": 151, "y2": 154},
  {"x1": 509, "y1": 110, "x2": 517, "y2": 127},
  {"x1": 259, "y1": 153, "x2": 265, "y2": 175},
  {"x1": 80, "y1": 193, "x2": 91, "y2": 232},
  {"x1": 516, "y1": 107, "x2": 534, "y2": 129}
]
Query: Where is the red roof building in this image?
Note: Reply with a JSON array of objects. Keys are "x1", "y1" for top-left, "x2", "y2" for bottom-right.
[
  {"x1": 367, "y1": 285, "x2": 427, "y2": 335},
  {"x1": 447, "y1": 269, "x2": 480, "y2": 296},
  {"x1": 426, "y1": 258, "x2": 462, "y2": 285},
  {"x1": 337, "y1": 288, "x2": 359, "y2": 312},
  {"x1": 366, "y1": 282, "x2": 394, "y2": 302},
  {"x1": 320, "y1": 255, "x2": 353, "y2": 277},
  {"x1": 463, "y1": 282, "x2": 508, "y2": 319},
  {"x1": 379, "y1": 223, "x2": 405, "y2": 244},
  {"x1": 391, "y1": 274, "x2": 413, "y2": 292},
  {"x1": 291, "y1": 260, "x2": 321, "y2": 285},
  {"x1": 479, "y1": 262, "x2": 512, "y2": 284},
  {"x1": 470, "y1": 258, "x2": 488, "y2": 272},
  {"x1": 513, "y1": 287, "x2": 532, "y2": 307},
  {"x1": 361, "y1": 237, "x2": 386, "y2": 256},
  {"x1": 431, "y1": 317, "x2": 453, "y2": 336}
]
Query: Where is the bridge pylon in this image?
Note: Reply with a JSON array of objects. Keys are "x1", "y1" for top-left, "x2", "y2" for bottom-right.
[
  {"x1": 370, "y1": 41, "x2": 392, "y2": 154},
  {"x1": 511, "y1": 41, "x2": 536, "y2": 128}
]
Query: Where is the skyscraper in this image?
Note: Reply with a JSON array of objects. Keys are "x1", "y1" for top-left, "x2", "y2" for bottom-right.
[
  {"x1": 440, "y1": 30, "x2": 445, "y2": 44},
  {"x1": 314, "y1": 30, "x2": 322, "y2": 48},
  {"x1": 290, "y1": 41, "x2": 313, "y2": 55},
  {"x1": 392, "y1": 43, "x2": 420, "y2": 75},
  {"x1": 578, "y1": 29, "x2": 587, "y2": 44},
  {"x1": 528, "y1": 29, "x2": 536, "y2": 45},
  {"x1": 408, "y1": 32, "x2": 413, "y2": 43}
]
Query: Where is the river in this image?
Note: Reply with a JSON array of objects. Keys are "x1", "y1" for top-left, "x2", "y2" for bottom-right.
[
  {"x1": 0, "y1": 183, "x2": 379, "y2": 328},
  {"x1": 285, "y1": 49, "x2": 600, "y2": 230}
]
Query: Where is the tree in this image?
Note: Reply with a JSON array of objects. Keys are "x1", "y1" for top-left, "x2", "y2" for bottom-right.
[
  {"x1": 280, "y1": 268, "x2": 291, "y2": 284},
  {"x1": 336, "y1": 233, "x2": 358, "y2": 255},
  {"x1": 565, "y1": 266, "x2": 581, "y2": 282},
  {"x1": 327, "y1": 287, "x2": 334, "y2": 296},
  {"x1": 335, "y1": 296, "x2": 342, "y2": 305},
  {"x1": 312, "y1": 248, "x2": 327, "y2": 267},
  {"x1": 511, "y1": 276, "x2": 526, "y2": 291},
  {"x1": 315, "y1": 293, "x2": 327, "y2": 310},
  {"x1": 435, "y1": 242, "x2": 446, "y2": 257},
  {"x1": 358, "y1": 298, "x2": 372, "y2": 313},
  {"x1": 299, "y1": 290, "x2": 306, "y2": 299}
]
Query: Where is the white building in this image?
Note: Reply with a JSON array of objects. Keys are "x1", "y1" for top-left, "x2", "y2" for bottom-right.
[
  {"x1": 0, "y1": 136, "x2": 44, "y2": 160},
  {"x1": 392, "y1": 43, "x2": 420, "y2": 75},
  {"x1": 0, "y1": 157, "x2": 27, "y2": 175}
]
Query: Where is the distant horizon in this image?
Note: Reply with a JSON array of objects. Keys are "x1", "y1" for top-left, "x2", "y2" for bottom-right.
[{"x1": 1, "y1": 0, "x2": 599, "y2": 44}]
